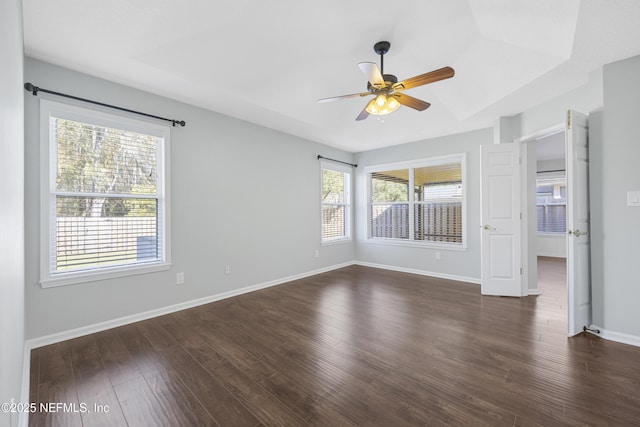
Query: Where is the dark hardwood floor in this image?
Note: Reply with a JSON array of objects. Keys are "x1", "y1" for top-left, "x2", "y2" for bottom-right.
[{"x1": 29, "y1": 264, "x2": 640, "y2": 426}]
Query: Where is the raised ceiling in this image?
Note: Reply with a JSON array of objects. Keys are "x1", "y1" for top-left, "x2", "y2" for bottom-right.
[{"x1": 22, "y1": 0, "x2": 640, "y2": 152}]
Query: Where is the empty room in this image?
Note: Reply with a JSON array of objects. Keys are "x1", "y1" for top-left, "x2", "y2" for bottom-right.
[{"x1": 3, "y1": 1, "x2": 640, "y2": 426}]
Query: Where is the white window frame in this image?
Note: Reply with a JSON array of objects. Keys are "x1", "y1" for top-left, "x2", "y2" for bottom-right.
[
  {"x1": 320, "y1": 160, "x2": 352, "y2": 245},
  {"x1": 364, "y1": 153, "x2": 467, "y2": 250},
  {"x1": 39, "y1": 99, "x2": 172, "y2": 287}
]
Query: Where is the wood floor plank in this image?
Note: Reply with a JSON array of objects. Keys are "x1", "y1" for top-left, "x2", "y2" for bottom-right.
[
  {"x1": 66, "y1": 335, "x2": 127, "y2": 427},
  {"x1": 28, "y1": 345, "x2": 39, "y2": 427},
  {"x1": 144, "y1": 370, "x2": 219, "y2": 427},
  {"x1": 112, "y1": 375, "x2": 179, "y2": 427},
  {"x1": 34, "y1": 342, "x2": 83, "y2": 427},
  {"x1": 92, "y1": 328, "x2": 144, "y2": 387},
  {"x1": 28, "y1": 261, "x2": 640, "y2": 426}
]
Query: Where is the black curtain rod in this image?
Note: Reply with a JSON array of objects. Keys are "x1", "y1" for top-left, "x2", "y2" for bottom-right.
[
  {"x1": 317, "y1": 155, "x2": 357, "y2": 168},
  {"x1": 24, "y1": 82, "x2": 186, "y2": 127}
]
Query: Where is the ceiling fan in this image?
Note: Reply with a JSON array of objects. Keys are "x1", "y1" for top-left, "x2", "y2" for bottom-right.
[{"x1": 318, "y1": 41, "x2": 454, "y2": 121}]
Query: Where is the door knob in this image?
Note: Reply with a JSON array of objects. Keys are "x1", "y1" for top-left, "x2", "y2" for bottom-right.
[{"x1": 481, "y1": 224, "x2": 495, "y2": 231}]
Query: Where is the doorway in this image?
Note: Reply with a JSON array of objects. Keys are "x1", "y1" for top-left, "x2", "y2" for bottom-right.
[
  {"x1": 521, "y1": 127, "x2": 567, "y2": 297},
  {"x1": 519, "y1": 112, "x2": 592, "y2": 336},
  {"x1": 533, "y1": 130, "x2": 568, "y2": 306}
]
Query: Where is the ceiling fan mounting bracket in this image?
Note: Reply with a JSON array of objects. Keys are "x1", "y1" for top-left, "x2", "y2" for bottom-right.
[{"x1": 373, "y1": 41, "x2": 391, "y2": 56}]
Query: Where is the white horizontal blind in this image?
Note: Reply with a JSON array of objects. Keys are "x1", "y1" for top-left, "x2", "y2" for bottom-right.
[
  {"x1": 536, "y1": 177, "x2": 567, "y2": 233},
  {"x1": 50, "y1": 116, "x2": 163, "y2": 274},
  {"x1": 322, "y1": 167, "x2": 350, "y2": 241}
]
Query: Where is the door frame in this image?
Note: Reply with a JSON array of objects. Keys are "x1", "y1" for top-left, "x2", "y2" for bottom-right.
[{"x1": 514, "y1": 123, "x2": 565, "y2": 297}]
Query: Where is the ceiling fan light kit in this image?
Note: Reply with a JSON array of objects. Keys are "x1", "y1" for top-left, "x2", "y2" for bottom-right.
[
  {"x1": 318, "y1": 41, "x2": 455, "y2": 121},
  {"x1": 365, "y1": 94, "x2": 400, "y2": 115}
]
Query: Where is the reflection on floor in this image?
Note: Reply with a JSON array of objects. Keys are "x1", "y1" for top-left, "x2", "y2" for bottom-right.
[{"x1": 536, "y1": 256, "x2": 567, "y2": 329}]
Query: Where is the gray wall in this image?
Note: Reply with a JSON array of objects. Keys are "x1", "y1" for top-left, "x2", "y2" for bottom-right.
[
  {"x1": 0, "y1": 0, "x2": 25, "y2": 425},
  {"x1": 24, "y1": 59, "x2": 355, "y2": 340},
  {"x1": 354, "y1": 128, "x2": 493, "y2": 282},
  {"x1": 591, "y1": 55, "x2": 640, "y2": 337}
]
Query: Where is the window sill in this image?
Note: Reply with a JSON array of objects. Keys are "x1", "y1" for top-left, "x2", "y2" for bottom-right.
[
  {"x1": 365, "y1": 237, "x2": 467, "y2": 251},
  {"x1": 40, "y1": 262, "x2": 171, "y2": 288},
  {"x1": 321, "y1": 237, "x2": 352, "y2": 247}
]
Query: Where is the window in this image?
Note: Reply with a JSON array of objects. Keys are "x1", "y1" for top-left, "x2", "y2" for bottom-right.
[
  {"x1": 40, "y1": 100, "x2": 171, "y2": 287},
  {"x1": 321, "y1": 162, "x2": 351, "y2": 243},
  {"x1": 536, "y1": 176, "x2": 567, "y2": 234},
  {"x1": 366, "y1": 154, "x2": 466, "y2": 248}
]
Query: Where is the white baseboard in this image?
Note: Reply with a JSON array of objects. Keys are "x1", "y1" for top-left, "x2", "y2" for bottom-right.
[
  {"x1": 24, "y1": 261, "x2": 354, "y2": 351},
  {"x1": 354, "y1": 261, "x2": 481, "y2": 285},
  {"x1": 536, "y1": 252, "x2": 566, "y2": 258},
  {"x1": 587, "y1": 325, "x2": 640, "y2": 348},
  {"x1": 528, "y1": 288, "x2": 542, "y2": 296}
]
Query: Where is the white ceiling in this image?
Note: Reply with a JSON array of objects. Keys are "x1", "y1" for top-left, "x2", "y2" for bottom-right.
[{"x1": 22, "y1": 0, "x2": 640, "y2": 152}]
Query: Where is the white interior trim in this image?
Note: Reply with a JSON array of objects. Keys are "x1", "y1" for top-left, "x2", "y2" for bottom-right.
[
  {"x1": 588, "y1": 325, "x2": 640, "y2": 348},
  {"x1": 354, "y1": 261, "x2": 480, "y2": 285}
]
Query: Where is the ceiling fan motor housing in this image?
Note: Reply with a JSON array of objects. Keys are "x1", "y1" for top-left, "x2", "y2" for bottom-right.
[{"x1": 367, "y1": 74, "x2": 398, "y2": 91}]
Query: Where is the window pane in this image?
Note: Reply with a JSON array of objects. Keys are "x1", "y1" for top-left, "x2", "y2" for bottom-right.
[
  {"x1": 370, "y1": 204, "x2": 409, "y2": 238},
  {"x1": 414, "y1": 163, "x2": 462, "y2": 192},
  {"x1": 321, "y1": 166, "x2": 350, "y2": 241},
  {"x1": 414, "y1": 202, "x2": 462, "y2": 242},
  {"x1": 54, "y1": 118, "x2": 159, "y2": 195},
  {"x1": 414, "y1": 162, "x2": 462, "y2": 242},
  {"x1": 322, "y1": 205, "x2": 345, "y2": 239},
  {"x1": 322, "y1": 169, "x2": 345, "y2": 203},
  {"x1": 536, "y1": 177, "x2": 567, "y2": 233},
  {"x1": 371, "y1": 170, "x2": 409, "y2": 202},
  {"x1": 55, "y1": 196, "x2": 158, "y2": 272}
]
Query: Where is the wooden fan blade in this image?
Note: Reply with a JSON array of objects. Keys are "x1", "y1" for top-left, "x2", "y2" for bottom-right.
[
  {"x1": 393, "y1": 66, "x2": 454, "y2": 91},
  {"x1": 395, "y1": 93, "x2": 431, "y2": 111},
  {"x1": 358, "y1": 62, "x2": 384, "y2": 88},
  {"x1": 317, "y1": 92, "x2": 370, "y2": 103},
  {"x1": 356, "y1": 104, "x2": 370, "y2": 121}
]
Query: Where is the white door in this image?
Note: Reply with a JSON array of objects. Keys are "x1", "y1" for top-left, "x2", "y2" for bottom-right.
[
  {"x1": 480, "y1": 143, "x2": 523, "y2": 296},
  {"x1": 566, "y1": 110, "x2": 591, "y2": 336}
]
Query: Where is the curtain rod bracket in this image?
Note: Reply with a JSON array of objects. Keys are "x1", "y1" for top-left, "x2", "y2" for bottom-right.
[{"x1": 23, "y1": 82, "x2": 186, "y2": 127}]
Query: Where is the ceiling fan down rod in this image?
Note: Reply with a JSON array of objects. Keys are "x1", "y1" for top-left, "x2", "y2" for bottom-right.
[{"x1": 373, "y1": 41, "x2": 391, "y2": 80}]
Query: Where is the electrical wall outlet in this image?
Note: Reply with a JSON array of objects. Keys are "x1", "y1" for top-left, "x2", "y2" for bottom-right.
[
  {"x1": 314, "y1": 249, "x2": 319, "y2": 258},
  {"x1": 435, "y1": 252, "x2": 442, "y2": 260},
  {"x1": 224, "y1": 264, "x2": 231, "y2": 275},
  {"x1": 176, "y1": 272, "x2": 185, "y2": 285}
]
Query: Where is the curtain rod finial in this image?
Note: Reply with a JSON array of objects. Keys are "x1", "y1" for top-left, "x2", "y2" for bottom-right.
[{"x1": 24, "y1": 82, "x2": 39, "y2": 95}]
